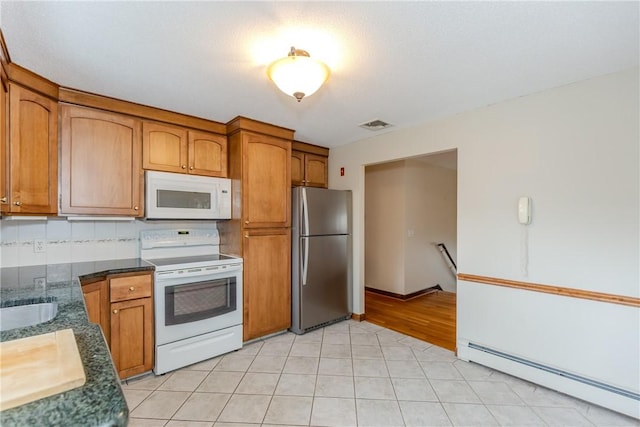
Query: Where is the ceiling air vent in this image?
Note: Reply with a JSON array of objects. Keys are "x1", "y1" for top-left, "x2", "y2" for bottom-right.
[{"x1": 359, "y1": 119, "x2": 392, "y2": 131}]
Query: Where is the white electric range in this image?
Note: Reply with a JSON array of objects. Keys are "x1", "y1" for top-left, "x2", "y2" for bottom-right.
[{"x1": 141, "y1": 229, "x2": 243, "y2": 375}]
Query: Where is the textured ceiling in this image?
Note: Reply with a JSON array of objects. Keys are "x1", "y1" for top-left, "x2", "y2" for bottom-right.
[{"x1": 1, "y1": 1, "x2": 638, "y2": 148}]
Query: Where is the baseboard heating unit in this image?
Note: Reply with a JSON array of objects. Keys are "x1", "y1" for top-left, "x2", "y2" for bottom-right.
[{"x1": 458, "y1": 341, "x2": 640, "y2": 419}]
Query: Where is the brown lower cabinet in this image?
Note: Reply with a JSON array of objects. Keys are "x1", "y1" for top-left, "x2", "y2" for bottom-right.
[
  {"x1": 243, "y1": 228, "x2": 291, "y2": 341},
  {"x1": 82, "y1": 272, "x2": 154, "y2": 379},
  {"x1": 81, "y1": 279, "x2": 110, "y2": 347}
]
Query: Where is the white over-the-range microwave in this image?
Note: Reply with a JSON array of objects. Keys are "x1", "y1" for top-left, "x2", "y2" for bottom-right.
[{"x1": 145, "y1": 171, "x2": 231, "y2": 220}]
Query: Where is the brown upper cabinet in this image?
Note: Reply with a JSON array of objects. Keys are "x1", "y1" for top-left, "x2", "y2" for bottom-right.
[
  {"x1": 60, "y1": 104, "x2": 144, "y2": 217},
  {"x1": 240, "y1": 132, "x2": 292, "y2": 228},
  {"x1": 1, "y1": 83, "x2": 58, "y2": 214},
  {"x1": 291, "y1": 141, "x2": 329, "y2": 188},
  {"x1": 142, "y1": 121, "x2": 227, "y2": 177},
  {"x1": 226, "y1": 117, "x2": 293, "y2": 229}
]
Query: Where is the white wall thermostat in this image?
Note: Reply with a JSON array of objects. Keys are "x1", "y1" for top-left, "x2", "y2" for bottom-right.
[{"x1": 518, "y1": 196, "x2": 531, "y2": 225}]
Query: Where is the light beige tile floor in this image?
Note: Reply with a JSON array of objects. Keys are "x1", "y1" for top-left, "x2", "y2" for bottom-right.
[{"x1": 123, "y1": 320, "x2": 639, "y2": 427}]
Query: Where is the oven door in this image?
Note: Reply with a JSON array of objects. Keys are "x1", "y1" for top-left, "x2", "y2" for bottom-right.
[{"x1": 154, "y1": 265, "x2": 243, "y2": 346}]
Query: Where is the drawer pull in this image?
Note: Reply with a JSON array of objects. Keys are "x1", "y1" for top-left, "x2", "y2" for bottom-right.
[
  {"x1": 113, "y1": 309, "x2": 119, "y2": 314},
  {"x1": 129, "y1": 286, "x2": 135, "y2": 291}
]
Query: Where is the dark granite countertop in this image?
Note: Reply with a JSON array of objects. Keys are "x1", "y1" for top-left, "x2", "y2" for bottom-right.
[{"x1": 0, "y1": 259, "x2": 154, "y2": 427}]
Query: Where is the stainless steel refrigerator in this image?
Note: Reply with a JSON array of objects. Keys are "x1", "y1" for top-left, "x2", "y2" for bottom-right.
[{"x1": 291, "y1": 187, "x2": 352, "y2": 334}]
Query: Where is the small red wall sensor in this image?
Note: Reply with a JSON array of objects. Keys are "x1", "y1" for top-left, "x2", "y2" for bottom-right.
[{"x1": 340, "y1": 167, "x2": 345, "y2": 176}]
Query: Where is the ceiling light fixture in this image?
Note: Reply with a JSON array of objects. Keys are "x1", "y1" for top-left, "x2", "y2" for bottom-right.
[{"x1": 267, "y1": 46, "x2": 330, "y2": 102}]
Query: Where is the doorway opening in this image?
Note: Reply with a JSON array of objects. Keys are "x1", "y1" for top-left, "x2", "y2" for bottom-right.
[{"x1": 363, "y1": 149, "x2": 457, "y2": 351}]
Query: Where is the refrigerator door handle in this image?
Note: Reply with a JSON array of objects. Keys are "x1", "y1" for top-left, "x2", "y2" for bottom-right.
[
  {"x1": 302, "y1": 237, "x2": 309, "y2": 285},
  {"x1": 302, "y1": 187, "x2": 310, "y2": 236}
]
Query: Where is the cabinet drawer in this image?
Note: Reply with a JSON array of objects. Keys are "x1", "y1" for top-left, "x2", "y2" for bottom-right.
[{"x1": 110, "y1": 275, "x2": 152, "y2": 302}]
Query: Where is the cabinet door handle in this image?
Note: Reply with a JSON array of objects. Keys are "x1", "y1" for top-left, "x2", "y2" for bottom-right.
[
  {"x1": 129, "y1": 286, "x2": 135, "y2": 291},
  {"x1": 14, "y1": 201, "x2": 21, "y2": 206},
  {"x1": 0, "y1": 197, "x2": 6, "y2": 203},
  {"x1": 113, "y1": 309, "x2": 119, "y2": 314},
  {"x1": 244, "y1": 233, "x2": 249, "y2": 239},
  {"x1": 181, "y1": 165, "x2": 187, "y2": 169},
  {"x1": 134, "y1": 206, "x2": 139, "y2": 211},
  {"x1": 189, "y1": 166, "x2": 194, "y2": 170},
  {"x1": 244, "y1": 220, "x2": 249, "y2": 225}
]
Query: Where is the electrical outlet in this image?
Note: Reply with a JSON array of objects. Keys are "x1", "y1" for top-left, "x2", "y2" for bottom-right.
[
  {"x1": 34, "y1": 239, "x2": 46, "y2": 253},
  {"x1": 34, "y1": 277, "x2": 46, "y2": 289}
]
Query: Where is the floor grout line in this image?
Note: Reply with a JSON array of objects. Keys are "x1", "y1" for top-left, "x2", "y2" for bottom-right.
[{"x1": 124, "y1": 320, "x2": 638, "y2": 427}]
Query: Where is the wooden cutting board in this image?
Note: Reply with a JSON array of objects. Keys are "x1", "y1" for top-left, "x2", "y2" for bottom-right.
[{"x1": 0, "y1": 329, "x2": 86, "y2": 411}]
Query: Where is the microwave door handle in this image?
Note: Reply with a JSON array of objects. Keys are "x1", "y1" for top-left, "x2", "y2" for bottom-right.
[{"x1": 302, "y1": 236, "x2": 309, "y2": 286}]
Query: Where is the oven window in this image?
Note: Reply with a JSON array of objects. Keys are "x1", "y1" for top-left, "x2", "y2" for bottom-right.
[
  {"x1": 157, "y1": 189, "x2": 211, "y2": 209},
  {"x1": 165, "y1": 277, "x2": 236, "y2": 325}
]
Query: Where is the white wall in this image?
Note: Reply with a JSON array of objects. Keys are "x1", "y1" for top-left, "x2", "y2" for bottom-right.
[
  {"x1": 364, "y1": 161, "x2": 406, "y2": 294},
  {"x1": 365, "y1": 157, "x2": 458, "y2": 294},
  {"x1": 329, "y1": 67, "x2": 639, "y2": 417},
  {"x1": 0, "y1": 218, "x2": 218, "y2": 267},
  {"x1": 404, "y1": 158, "x2": 457, "y2": 293}
]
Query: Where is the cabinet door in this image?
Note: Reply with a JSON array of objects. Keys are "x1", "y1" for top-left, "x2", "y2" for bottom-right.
[
  {"x1": 242, "y1": 133, "x2": 290, "y2": 228},
  {"x1": 82, "y1": 279, "x2": 110, "y2": 347},
  {"x1": 304, "y1": 153, "x2": 328, "y2": 188},
  {"x1": 0, "y1": 79, "x2": 7, "y2": 213},
  {"x1": 60, "y1": 105, "x2": 143, "y2": 216},
  {"x1": 188, "y1": 130, "x2": 227, "y2": 177},
  {"x1": 3, "y1": 83, "x2": 58, "y2": 214},
  {"x1": 291, "y1": 150, "x2": 304, "y2": 186},
  {"x1": 110, "y1": 297, "x2": 154, "y2": 379},
  {"x1": 142, "y1": 121, "x2": 188, "y2": 173},
  {"x1": 243, "y1": 228, "x2": 291, "y2": 341}
]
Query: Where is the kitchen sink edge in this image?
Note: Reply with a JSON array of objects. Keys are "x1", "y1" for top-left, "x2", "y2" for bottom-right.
[{"x1": 0, "y1": 259, "x2": 155, "y2": 427}]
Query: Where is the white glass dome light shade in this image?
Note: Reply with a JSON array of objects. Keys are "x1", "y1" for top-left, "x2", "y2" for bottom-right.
[{"x1": 267, "y1": 48, "x2": 331, "y2": 102}]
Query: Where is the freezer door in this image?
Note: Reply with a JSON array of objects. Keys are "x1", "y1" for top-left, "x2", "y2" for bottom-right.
[
  {"x1": 297, "y1": 234, "x2": 350, "y2": 331},
  {"x1": 301, "y1": 187, "x2": 351, "y2": 236}
]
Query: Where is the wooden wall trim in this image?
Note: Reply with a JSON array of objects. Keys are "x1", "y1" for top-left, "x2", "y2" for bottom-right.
[
  {"x1": 457, "y1": 273, "x2": 640, "y2": 308},
  {"x1": 365, "y1": 285, "x2": 442, "y2": 300},
  {"x1": 7, "y1": 64, "x2": 59, "y2": 100},
  {"x1": 58, "y1": 87, "x2": 226, "y2": 135},
  {"x1": 292, "y1": 140, "x2": 329, "y2": 156},
  {"x1": 226, "y1": 116, "x2": 294, "y2": 140},
  {"x1": 0, "y1": 29, "x2": 9, "y2": 90},
  {"x1": 351, "y1": 313, "x2": 366, "y2": 322},
  {"x1": 0, "y1": 29, "x2": 10, "y2": 64}
]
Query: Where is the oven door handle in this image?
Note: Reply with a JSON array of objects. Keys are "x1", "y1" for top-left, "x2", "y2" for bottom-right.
[{"x1": 301, "y1": 236, "x2": 309, "y2": 286}]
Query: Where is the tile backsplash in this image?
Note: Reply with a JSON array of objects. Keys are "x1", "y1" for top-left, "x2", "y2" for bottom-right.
[{"x1": 0, "y1": 218, "x2": 217, "y2": 268}]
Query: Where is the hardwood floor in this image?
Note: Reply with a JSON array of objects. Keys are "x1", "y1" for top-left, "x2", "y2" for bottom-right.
[{"x1": 364, "y1": 290, "x2": 457, "y2": 351}]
